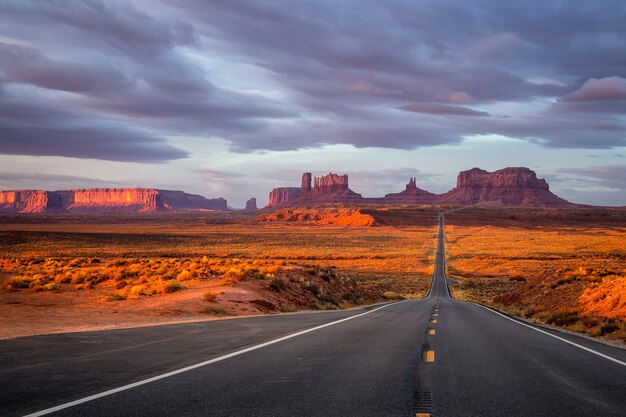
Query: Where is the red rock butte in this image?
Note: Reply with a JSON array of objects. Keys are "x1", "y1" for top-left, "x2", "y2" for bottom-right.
[
  {"x1": 266, "y1": 168, "x2": 574, "y2": 208},
  {"x1": 0, "y1": 188, "x2": 227, "y2": 214}
]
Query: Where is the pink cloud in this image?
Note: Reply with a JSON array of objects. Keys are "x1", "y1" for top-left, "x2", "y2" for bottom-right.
[
  {"x1": 400, "y1": 102, "x2": 490, "y2": 117},
  {"x1": 563, "y1": 76, "x2": 626, "y2": 101}
]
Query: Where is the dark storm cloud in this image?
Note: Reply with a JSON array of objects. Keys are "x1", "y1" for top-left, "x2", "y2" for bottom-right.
[
  {"x1": 0, "y1": 95, "x2": 188, "y2": 162},
  {"x1": 1, "y1": 0, "x2": 626, "y2": 157}
]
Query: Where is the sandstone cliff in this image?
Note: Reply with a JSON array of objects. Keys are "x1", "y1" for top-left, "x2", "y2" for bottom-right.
[
  {"x1": 268, "y1": 187, "x2": 301, "y2": 207},
  {"x1": 436, "y1": 167, "x2": 571, "y2": 207},
  {"x1": 267, "y1": 173, "x2": 363, "y2": 207},
  {"x1": 0, "y1": 190, "x2": 66, "y2": 214},
  {"x1": 56, "y1": 188, "x2": 163, "y2": 212},
  {"x1": 1, "y1": 188, "x2": 227, "y2": 213}
]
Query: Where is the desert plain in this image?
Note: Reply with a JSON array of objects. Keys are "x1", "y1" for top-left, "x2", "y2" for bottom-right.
[{"x1": 0, "y1": 206, "x2": 625, "y2": 343}]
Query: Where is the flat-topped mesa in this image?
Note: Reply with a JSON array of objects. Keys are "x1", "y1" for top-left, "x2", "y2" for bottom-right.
[
  {"x1": 437, "y1": 167, "x2": 571, "y2": 207},
  {"x1": 157, "y1": 190, "x2": 227, "y2": 211},
  {"x1": 456, "y1": 167, "x2": 549, "y2": 190},
  {"x1": 0, "y1": 190, "x2": 65, "y2": 214},
  {"x1": 268, "y1": 187, "x2": 301, "y2": 207},
  {"x1": 56, "y1": 188, "x2": 163, "y2": 212},
  {"x1": 382, "y1": 177, "x2": 436, "y2": 204},
  {"x1": 44, "y1": 188, "x2": 227, "y2": 213}
]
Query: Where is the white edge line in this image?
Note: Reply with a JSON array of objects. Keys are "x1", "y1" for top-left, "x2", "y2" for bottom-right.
[
  {"x1": 24, "y1": 301, "x2": 402, "y2": 417},
  {"x1": 475, "y1": 303, "x2": 626, "y2": 367}
]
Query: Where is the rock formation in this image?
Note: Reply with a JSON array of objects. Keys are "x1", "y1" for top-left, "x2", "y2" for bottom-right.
[
  {"x1": 267, "y1": 173, "x2": 363, "y2": 207},
  {"x1": 312, "y1": 173, "x2": 349, "y2": 193},
  {"x1": 265, "y1": 168, "x2": 575, "y2": 208},
  {"x1": 268, "y1": 187, "x2": 302, "y2": 207},
  {"x1": 0, "y1": 190, "x2": 66, "y2": 214},
  {"x1": 436, "y1": 167, "x2": 571, "y2": 207},
  {"x1": 0, "y1": 188, "x2": 227, "y2": 213},
  {"x1": 382, "y1": 177, "x2": 436, "y2": 204},
  {"x1": 158, "y1": 190, "x2": 227, "y2": 211},
  {"x1": 55, "y1": 188, "x2": 163, "y2": 212},
  {"x1": 245, "y1": 197, "x2": 258, "y2": 211}
]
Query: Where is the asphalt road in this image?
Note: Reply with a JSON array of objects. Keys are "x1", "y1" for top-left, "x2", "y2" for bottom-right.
[{"x1": 1, "y1": 213, "x2": 625, "y2": 416}]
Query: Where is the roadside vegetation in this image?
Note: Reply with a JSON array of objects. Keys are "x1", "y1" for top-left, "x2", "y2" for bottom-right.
[{"x1": 445, "y1": 225, "x2": 626, "y2": 342}]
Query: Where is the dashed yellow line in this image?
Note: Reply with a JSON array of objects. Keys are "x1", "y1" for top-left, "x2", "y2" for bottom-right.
[
  {"x1": 430, "y1": 319, "x2": 438, "y2": 324},
  {"x1": 424, "y1": 350, "x2": 435, "y2": 362},
  {"x1": 428, "y1": 329, "x2": 436, "y2": 335},
  {"x1": 432, "y1": 313, "x2": 439, "y2": 317},
  {"x1": 416, "y1": 413, "x2": 431, "y2": 417}
]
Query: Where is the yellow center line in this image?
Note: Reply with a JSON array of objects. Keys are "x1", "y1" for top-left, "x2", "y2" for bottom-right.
[
  {"x1": 424, "y1": 350, "x2": 435, "y2": 362},
  {"x1": 432, "y1": 313, "x2": 439, "y2": 317},
  {"x1": 428, "y1": 329, "x2": 436, "y2": 335},
  {"x1": 430, "y1": 319, "x2": 438, "y2": 324},
  {"x1": 416, "y1": 414, "x2": 431, "y2": 417}
]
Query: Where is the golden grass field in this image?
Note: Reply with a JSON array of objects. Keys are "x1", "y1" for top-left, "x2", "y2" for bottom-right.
[
  {"x1": 445, "y1": 224, "x2": 626, "y2": 341},
  {"x1": 0, "y1": 212, "x2": 436, "y2": 338}
]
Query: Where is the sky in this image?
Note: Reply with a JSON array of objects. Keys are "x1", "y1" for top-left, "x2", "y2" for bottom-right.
[{"x1": 1, "y1": 0, "x2": 625, "y2": 208}]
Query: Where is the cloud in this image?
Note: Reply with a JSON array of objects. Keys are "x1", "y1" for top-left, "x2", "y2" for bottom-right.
[
  {"x1": 0, "y1": 95, "x2": 188, "y2": 162},
  {"x1": 563, "y1": 76, "x2": 626, "y2": 101},
  {"x1": 400, "y1": 103, "x2": 490, "y2": 117},
  {"x1": 1, "y1": 0, "x2": 626, "y2": 158},
  {"x1": 557, "y1": 165, "x2": 626, "y2": 190},
  {"x1": 0, "y1": 172, "x2": 124, "y2": 190}
]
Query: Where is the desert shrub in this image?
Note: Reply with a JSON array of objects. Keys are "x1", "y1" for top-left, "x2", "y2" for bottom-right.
[
  {"x1": 176, "y1": 270, "x2": 193, "y2": 281},
  {"x1": 382, "y1": 291, "x2": 405, "y2": 300},
  {"x1": 105, "y1": 291, "x2": 127, "y2": 301},
  {"x1": 545, "y1": 309, "x2": 579, "y2": 326},
  {"x1": 5, "y1": 277, "x2": 32, "y2": 289},
  {"x1": 156, "y1": 279, "x2": 186, "y2": 294},
  {"x1": 74, "y1": 283, "x2": 86, "y2": 290},
  {"x1": 128, "y1": 285, "x2": 146, "y2": 299},
  {"x1": 269, "y1": 277, "x2": 290, "y2": 292},
  {"x1": 317, "y1": 294, "x2": 339, "y2": 305},
  {"x1": 42, "y1": 282, "x2": 61, "y2": 291},
  {"x1": 600, "y1": 322, "x2": 620, "y2": 335},
  {"x1": 203, "y1": 290, "x2": 218, "y2": 302},
  {"x1": 302, "y1": 282, "x2": 321, "y2": 296}
]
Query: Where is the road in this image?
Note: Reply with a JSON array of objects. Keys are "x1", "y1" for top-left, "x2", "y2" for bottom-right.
[{"x1": 1, "y1": 213, "x2": 625, "y2": 416}]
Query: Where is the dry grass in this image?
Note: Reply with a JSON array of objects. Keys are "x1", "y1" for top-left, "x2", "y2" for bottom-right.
[
  {"x1": 0, "y1": 214, "x2": 436, "y2": 299},
  {"x1": 445, "y1": 225, "x2": 626, "y2": 341}
]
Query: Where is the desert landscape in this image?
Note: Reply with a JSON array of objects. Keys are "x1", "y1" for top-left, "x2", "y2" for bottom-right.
[
  {"x1": 1, "y1": 168, "x2": 625, "y2": 342},
  {"x1": 1, "y1": 199, "x2": 625, "y2": 343},
  {"x1": 3, "y1": 3, "x2": 626, "y2": 415}
]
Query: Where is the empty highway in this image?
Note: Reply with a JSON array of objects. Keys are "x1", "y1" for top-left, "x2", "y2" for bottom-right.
[{"x1": 1, "y1": 213, "x2": 625, "y2": 416}]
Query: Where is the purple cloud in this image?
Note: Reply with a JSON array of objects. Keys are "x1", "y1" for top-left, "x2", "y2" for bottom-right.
[
  {"x1": 558, "y1": 165, "x2": 626, "y2": 190},
  {"x1": 1, "y1": 0, "x2": 626, "y2": 158},
  {"x1": 563, "y1": 77, "x2": 626, "y2": 102}
]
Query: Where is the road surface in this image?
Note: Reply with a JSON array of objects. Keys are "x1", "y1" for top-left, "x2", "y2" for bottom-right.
[{"x1": 1, "y1": 213, "x2": 625, "y2": 416}]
